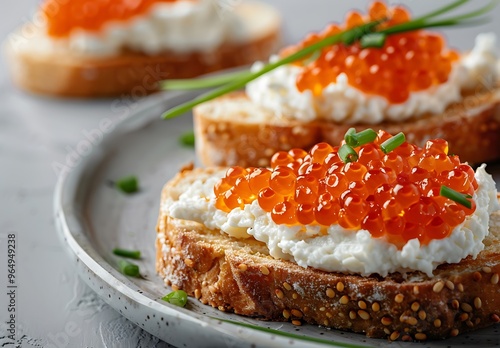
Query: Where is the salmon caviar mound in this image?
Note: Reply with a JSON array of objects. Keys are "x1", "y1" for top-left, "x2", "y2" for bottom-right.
[
  {"x1": 42, "y1": 0, "x2": 183, "y2": 37},
  {"x1": 214, "y1": 130, "x2": 478, "y2": 248},
  {"x1": 281, "y1": 1, "x2": 460, "y2": 104}
]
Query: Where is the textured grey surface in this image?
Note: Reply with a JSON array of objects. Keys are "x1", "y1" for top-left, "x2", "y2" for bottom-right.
[{"x1": 0, "y1": 1, "x2": 499, "y2": 347}]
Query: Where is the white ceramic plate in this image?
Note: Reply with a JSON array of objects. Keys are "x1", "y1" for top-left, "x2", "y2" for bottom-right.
[{"x1": 54, "y1": 91, "x2": 500, "y2": 348}]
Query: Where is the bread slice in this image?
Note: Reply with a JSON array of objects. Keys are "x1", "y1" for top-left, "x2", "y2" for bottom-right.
[
  {"x1": 193, "y1": 87, "x2": 500, "y2": 167},
  {"x1": 4, "y1": 2, "x2": 280, "y2": 98},
  {"x1": 156, "y1": 165, "x2": 500, "y2": 341}
]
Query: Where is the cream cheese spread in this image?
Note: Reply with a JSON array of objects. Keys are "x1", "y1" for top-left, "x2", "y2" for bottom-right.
[
  {"x1": 45, "y1": 0, "x2": 246, "y2": 56},
  {"x1": 164, "y1": 165, "x2": 499, "y2": 277},
  {"x1": 246, "y1": 33, "x2": 499, "y2": 124}
]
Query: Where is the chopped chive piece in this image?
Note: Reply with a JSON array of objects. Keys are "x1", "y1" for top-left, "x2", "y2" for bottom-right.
[
  {"x1": 345, "y1": 129, "x2": 377, "y2": 147},
  {"x1": 380, "y1": 132, "x2": 406, "y2": 154},
  {"x1": 180, "y1": 131, "x2": 195, "y2": 147},
  {"x1": 118, "y1": 259, "x2": 140, "y2": 277},
  {"x1": 113, "y1": 248, "x2": 141, "y2": 259},
  {"x1": 440, "y1": 185, "x2": 472, "y2": 209},
  {"x1": 162, "y1": 290, "x2": 188, "y2": 307},
  {"x1": 115, "y1": 175, "x2": 139, "y2": 194},
  {"x1": 360, "y1": 32, "x2": 387, "y2": 48},
  {"x1": 344, "y1": 128, "x2": 356, "y2": 146},
  {"x1": 339, "y1": 144, "x2": 359, "y2": 163},
  {"x1": 345, "y1": 127, "x2": 356, "y2": 136}
]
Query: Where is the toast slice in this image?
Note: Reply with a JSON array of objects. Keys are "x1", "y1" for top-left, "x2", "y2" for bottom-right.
[
  {"x1": 4, "y1": 2, "x2": 280, "y2": 98},
  {"x1": 194, "y1": 88, "x2": 500, "y2": 167},
  {"x1": 156, "y1": 165, "x2": 500, "y2": 341}
]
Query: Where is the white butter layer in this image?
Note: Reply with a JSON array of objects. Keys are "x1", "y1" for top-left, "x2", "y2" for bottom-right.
[
  {"x1": 163, "y1": 165, "x2": 499, "y2": 277},
  {"x1": 246, "y1": 33, "x2": 499, "y2": 124}
]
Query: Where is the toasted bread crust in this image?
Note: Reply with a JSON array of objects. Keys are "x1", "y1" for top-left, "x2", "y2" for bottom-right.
[
  {"x1": 5, "y1": 3, "x2": 280, "y2": 98},
  {"x1": 194, "y1": 89, "x2": 500, "y2": 166},
  {"x1": 156, "y1": 167, "x2": 500, "y2": 341}
]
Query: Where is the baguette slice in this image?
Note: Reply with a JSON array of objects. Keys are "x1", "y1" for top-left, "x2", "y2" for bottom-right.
[
  {"x1": 4, "y1": 2, "x2": 280, "y2": 98},
  {"x1": 194, "y1": 88, "x2": 500, "y2": 167},
  {"x1": 156, "y1": 165, "x2": 500, "y2": 341}
]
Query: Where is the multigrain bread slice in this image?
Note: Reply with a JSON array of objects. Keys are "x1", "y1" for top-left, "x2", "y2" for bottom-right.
[
  {"x1": 4, "y1": 2, "x2": 280, "y2": 98},
  {"x1": 156, "y1": 166, "x2": 500, "y2": 341},
  {"x1": 193, "y1": 88, "x2": 500, "y2": 167}
]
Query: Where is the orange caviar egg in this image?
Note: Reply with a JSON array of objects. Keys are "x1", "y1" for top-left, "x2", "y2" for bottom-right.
[
  {"x1": 270, "y1": 166, "x2": 296, "y2": 196},
  {"x1": 362, "y1": 210, "x2": 384, "y2": 238},
  {"x1": 257, "y1": 188, "x2": 282, "y2": 211},
  {"x1": 248, "y1": 168, "x2": 271, "y2": 194},
  {"x1": 272, "y1": 201, "x2": 297, "y2": 225},
  {"x1": 315, "y1": 193, "x2": 341, "y2": 225},
  {"x1": 310, "y1": 142, "x2": 334, "y2": 163},
  {"x1": 288, "y1": 2, "x2": 459, "y2": 104},
  {"x1": 271, "y1": 151, "x2": 294, "y2": 168},
  {"x1": 214, "y1": 130, "x2": 478, "y2": 248},
  {"x1": 42, "y1": 0, "x2": 180, "y2": 37},
  {"x1": 296, "y1": 203, "x2": 315, "y2": 225}
]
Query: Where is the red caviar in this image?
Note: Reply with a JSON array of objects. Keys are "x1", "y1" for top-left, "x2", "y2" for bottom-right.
[
  {"x1": 281, "y1": 1, "x2": 459, "y2": 104},
  {"x1": 42, "y1": 0, "x2": 181, "y2": 37},
  {"x1": 214, "y1": 130, "x2": 478, "y2": 248}
]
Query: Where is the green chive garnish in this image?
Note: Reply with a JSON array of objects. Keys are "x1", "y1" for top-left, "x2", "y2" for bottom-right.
[
  {"x1": 345, "y1": 128, "x2": 378, "y2": 148},
  {"x1": 440, "y1": 185, "x2": 472, "y2": 209},
  {"x1": 180, "y1": 131, "x2": 195, "y2": 147},
  {"x1": 341, "y1": 26, "x2": 366, "y2": 45},
  {"x1": 162, "y1": 290, "x2": 188, "y2": 307},
  {"x1": 113, "y1": 248, "x2": 141, "y2": 260},
  {"x1": 360, "y1": 32, "x2": 387, "y2": 48},
  {"x1": 160, "y1": 0, "x2": 497, "y2": 119},
  {"x1": 118, "y1": 259, "x2": 140, "y2": 277},
  {"x1": 115, "y1": 175, "x2": 139, "y2": 194},
  {"x1": 209, "y1": 317, "x2": 370, "y2": 348},
  {"x1": 344, "y1": 127, "x2": 356, "y2": 144},
  {"x1": 380, "y1": 132, "x2": 406, "y2": 154},
  {"x1": 339, "y1": 144, "x2": 359, "y2": 163},
  {"x1": 161, "y1": 69, "x2": 251, "y2": 91}
]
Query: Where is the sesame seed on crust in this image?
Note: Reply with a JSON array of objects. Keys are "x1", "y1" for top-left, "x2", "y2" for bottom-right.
[
  {"x1": 326, "y1": 288, "x2": 335, "y2": 298},
  {"x1": 433, "y1": 281, "x2": 445, "y2": 293}
]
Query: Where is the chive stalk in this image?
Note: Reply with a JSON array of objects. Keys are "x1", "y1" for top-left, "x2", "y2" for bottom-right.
[
  {"x1": 380, "y1": 132, "x2": 406, "y2": 154},
  {"x1": 209, "y1": 317, "x2": 370, "y2": 348},
  {"x1": 161, "y1": 69, "x2": 252, "y2": 90},
  {"x1": 113, "y1": 248, "x2": 141, "y2": 260},
  {"x1": 440, "y1": 185, "x2": 472, "y2": 209}
]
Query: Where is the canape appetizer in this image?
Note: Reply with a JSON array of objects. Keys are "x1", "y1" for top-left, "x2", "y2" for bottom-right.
[
  {"x1": 156, "y1": 129, "x2": 500, "y2": 341},
  {"x1": 5, "y1": 0, "x2": 280, "y2": 97}
]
